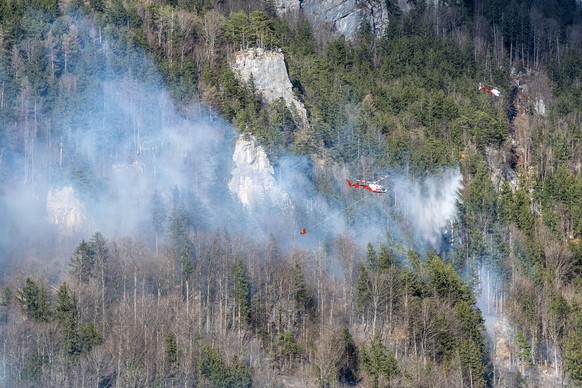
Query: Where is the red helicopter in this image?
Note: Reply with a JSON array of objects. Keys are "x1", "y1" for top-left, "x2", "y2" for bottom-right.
[
  {"x1": 479, "y1": 82, "x2": 502, "y2": 97},
  {"x1": 347, "y1": 174, "x2": 388, "y2": 193}
]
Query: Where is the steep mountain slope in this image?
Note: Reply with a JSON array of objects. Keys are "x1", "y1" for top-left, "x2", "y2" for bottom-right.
[{"x1": 0, "y1": 0, "x2": 581, "y2": 386}]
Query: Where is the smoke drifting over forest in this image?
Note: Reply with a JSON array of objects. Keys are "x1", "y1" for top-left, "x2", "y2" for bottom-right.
[
  {"x1": 0, "y1": 20, "x2": 463, "y2": 269},
  {"x1": 391, "y1": 168, "x2": 463, "y2": 247}
]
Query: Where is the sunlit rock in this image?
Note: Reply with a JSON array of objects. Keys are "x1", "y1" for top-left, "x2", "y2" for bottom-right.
[
  {"x1": 230, "y1": 48, "x2": 308, "y2": 127},
  {"x1": 46, "y1": 186, "x2": 86, "y2": 238},
  {"x1": 228, "y1": 134, "x2": 291, "y2": 210},
  {"x1": 272, "y1": 0, "x2": 389, "y2": 40}
]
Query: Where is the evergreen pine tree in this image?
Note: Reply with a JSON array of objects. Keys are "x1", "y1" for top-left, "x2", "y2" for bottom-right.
[
  {"x1": 55, "y1": 282, "x2": 79, "y2": 356},
  {"x1": 337, "y1": 326, "x2": 360, "y2": 385},
  {"x1": 378, "y1": 243, "x2": 395, "y2": 269},
  {"x1": 69, "y1": 240, "x2": 96, "y2": 283},
  {"x1": 293, "y1": 261, "x2": 307, "y2": 314},
  {"x1": 0, "y1": 287, "x2": 12, "y2": 306},
  {"x1": 17, "y1": 278, "x2": 50, "y2": 323},
  {"x1": 234, "y1": 256, "x2": 251, "y2": 325},
  {"x1": 165, "y1": 331, "x2": 179, "y2": 370},
  {"x1": 366, "y1": 243, "x2": 379, "y2": 270},
  {"x1": 361, "y1": 334, "x2": 398, "y2": 388},
  {"x1": 78, "y1": 322, "x2": 102, "y2": 353},
  {"x1": 565, "y1": 325, "x2": 582, "y2": 384},
  {"x1": 355, "y1": 264, "x2": 371, "y2": 317}
]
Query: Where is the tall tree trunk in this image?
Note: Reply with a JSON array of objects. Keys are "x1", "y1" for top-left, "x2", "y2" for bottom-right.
[
  {"x1": 134, "y1": 270, "x2": 137, "y2": 324},
  {"x1": 186, "y1": 279, "x2": 189, "y2": 317},
  {"x1": 101, "y1": 263, "x2": 106, "y2": 333}
]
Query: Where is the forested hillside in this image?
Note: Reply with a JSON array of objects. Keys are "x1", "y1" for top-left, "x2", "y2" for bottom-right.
[{"x1": 1, "y1": 0, "x2": 582, "y2": 387}]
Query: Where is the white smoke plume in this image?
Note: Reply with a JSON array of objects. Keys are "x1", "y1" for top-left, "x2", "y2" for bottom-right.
[
  {"x1": 0, "y1": 15, "x2": 465, "y2": 268},
  {"x1": 391, "y1": 168, "x2": 463, "y2": 247}
]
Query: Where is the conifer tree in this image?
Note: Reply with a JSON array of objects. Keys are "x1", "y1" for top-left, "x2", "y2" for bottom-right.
[
  {"x1": 69, "y1": 240, "x2": 96, "y2": 283},
  {"x1": 378, "y1": 243, "x2": 395, "y2": 269},
  {"x1": 55, "y1": 282, "x2": 102, "y2": 356},
  {"x1": 198, "y1": 345, "x2": 252, "y2": 387},
  {"x1": 426, "y1": 255, "x2": 472, "y2": 304},
  {"x1": 90, "y1": 232, "x2": 109, "y2": 330},
  {"x1": 366, "y1": 242, "x2": 378, "y2": 270},
  {"x1": 293, "y1": 261, "x2": 307, "y2": 314},
  {"x1": 21, "y1": 350, "x2": 42, "y2": 383},
  {"x1": 407, "y1": 249, "x2": 422, "y2": 277},
  {"x1": 55, "y1": 282, "x2": 79, "y2": 356},
  {"x1": 337, "y1": 326, "x2": 360, "y2": 385},
  {"x1": 355, "y1": 264, "x2": 371, "y2": 322},
  {"x1": 234, "y1": 256, "x2": 251, "y2": 325},
  {"x1": 361, "y1": 334, "x2": 398, "y2": 388},
  {"x1": 566, "y1": 332, "x2": 582, "y2": 383},
  {"x1": 77, "y1": 322, "x2": 102, "y2": 354},
  {"x1": 1, "y1": 287, "x2": 12, "y2": 306},
  {"x1": 17, "y1": 278, "x2": 50, "y2": 323},
  {"x1": 458, "y1": 337, "x2": 487, "y2": 388},
  {"x1": 515, "y1": 331, "x2": 533, "y2": 369},
  {"x1": 55, "y1": 282, "x2": 76, "y2": 322},
  {"x1": 165, "y1": 331, "x2": 179, "y2": 370}
]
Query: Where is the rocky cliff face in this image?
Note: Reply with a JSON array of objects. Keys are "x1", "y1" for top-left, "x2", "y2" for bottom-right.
[
  {"x1": 46, "y1": 186, "x2": 86, "y2": 238},
  {"x1": 487, "y1": 69, "x2": 554, "y2": 193},
  {"x1": 273, "y1": 0, "x2": 389, "y2": 40},
  {"x1": 228, "y1": 134, "x2": 291, "y2": 210},
  {"x1": 231, "y1": 48, "x2": 308, "y2": 127}
]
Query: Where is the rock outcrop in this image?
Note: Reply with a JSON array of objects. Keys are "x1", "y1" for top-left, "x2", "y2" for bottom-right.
[
  {"x1": 46, "y1": 186, "x2": 86, "y2": 238},
  {"x1": 228, "y1": 134, "x2": 291, "y2": 210},
  {"x1": 271, "y1": 0, "x2": 300, "y2": 15},
  {"x1": 272, "y1": 0, "x2": 389, "y2": 40},
  {"x1": 231, "y1": 48, "x2": 308, "y2": 127}
]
